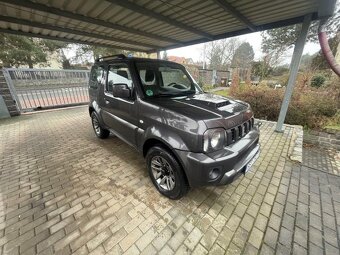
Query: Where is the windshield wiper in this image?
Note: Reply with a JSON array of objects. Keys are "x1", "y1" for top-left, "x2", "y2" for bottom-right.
[{"x1": 156, "y1": 91, "x2": 196, "y2": 97}]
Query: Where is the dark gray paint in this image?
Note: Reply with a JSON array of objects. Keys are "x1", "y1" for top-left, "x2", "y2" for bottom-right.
[{"x1": 89, "y1": 57, "x2": 260, "y2": 187}]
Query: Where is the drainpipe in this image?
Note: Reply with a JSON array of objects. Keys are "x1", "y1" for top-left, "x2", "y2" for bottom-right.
[{"x1": 318, "y1": 19, "x2": 340, "y2": 77}]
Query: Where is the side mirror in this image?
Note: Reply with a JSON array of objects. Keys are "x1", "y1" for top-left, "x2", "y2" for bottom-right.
[{"x1": 112, "y1": 83, "x2": 131, "y2": 98}]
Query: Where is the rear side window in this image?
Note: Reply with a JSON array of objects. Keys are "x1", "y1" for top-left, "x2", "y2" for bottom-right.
[{"x1": 89, "y1": 66, "x2": 105, "y2": 89}]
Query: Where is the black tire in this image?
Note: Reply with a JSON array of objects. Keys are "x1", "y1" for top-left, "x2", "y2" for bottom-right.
[
  {"x1": 146, "y1": 145, "x2": 189, "y2": 199},
  {"x1": 91, "y1": 112, "x2": 110, "y2": 139}
]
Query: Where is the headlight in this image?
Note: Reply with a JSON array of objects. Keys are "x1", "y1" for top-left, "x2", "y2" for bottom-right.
[{"x1": 203, "y1": 128, "x2": 225, "y2": 153}]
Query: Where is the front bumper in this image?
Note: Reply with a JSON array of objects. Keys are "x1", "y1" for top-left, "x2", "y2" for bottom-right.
[{"x1": 175, "y1": 128, "x2": 260, "y2": 188}]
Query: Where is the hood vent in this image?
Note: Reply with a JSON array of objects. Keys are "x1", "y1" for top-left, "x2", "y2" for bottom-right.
[{"x1": 215, "y1": 101, "x2": 231, "y2": 108}]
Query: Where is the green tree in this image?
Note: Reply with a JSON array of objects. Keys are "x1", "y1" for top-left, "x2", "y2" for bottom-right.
[
  {"x1": 0, "y1": 33, "x2": 68, "y2": 68},
  {"x1": 252, "y1": 60, "x2": 272, "y2": 79},
  {"x1": 261, "y1": 8, "x2": 340, "y2": 55},
  {"x1": 231, "y1": 42, "x2": 254, "y2": 68}
]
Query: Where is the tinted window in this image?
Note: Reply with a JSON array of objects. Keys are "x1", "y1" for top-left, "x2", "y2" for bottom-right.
[
  {"x1": 107, "y1": 64, "x2": 133, "y2": 93},
  {"x1": 89, "y1": 65, "x2": 104, "y2": 89},
  {"x1": 136, "y1": 62, "x2": 199, "y2": 97},
  {"x1": 161, "y1": 67, "x2": 191, "y2": 88}
]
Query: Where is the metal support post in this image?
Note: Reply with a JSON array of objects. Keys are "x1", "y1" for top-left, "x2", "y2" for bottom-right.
[{"x1": 275, "y1": 14, "x2": 312, "y2": 132}]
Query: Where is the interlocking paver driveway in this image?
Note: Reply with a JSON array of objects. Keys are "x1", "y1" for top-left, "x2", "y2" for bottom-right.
[{"x1": 0, "y1": 106, "x2": 339, "y2": 255}]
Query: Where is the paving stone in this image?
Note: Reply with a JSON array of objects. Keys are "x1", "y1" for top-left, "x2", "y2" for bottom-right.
[
  {"x1": 190, "y1": 243, "x2": 207, "y2": 255},
  {"x1": 140, "y1": 244, "x2": 157, "y2": 255},
  {"x1": 243, "y1": 243, "x2": 259, "y2": 255},
  {"x1": 209, "y1": 243, "x2": 225, "y2": 255},
  {"x1": 199, "y1": 226, "x2": 218, "y2": 250},
  {"x1": 294, "y1": 227, "x2": 307, "y2": 249},
  {"x1": 184, "y1": 227, "x2": 203, "y2": 251},
  {"x1": 1, "y1": 109, "x2": 339, "y2": 255},
  {"x1": 103, "y1": 227, "x2": 127, "y2": 252},
  {"x1": 292, "y1": 243, "x2": 307, "y2": 255},
  {"x1": 248, "y1": 227, "x2": 264, "y2": 249},
  {"x1": 37, "y1": 229, "x2": 65, "y2": 253},
  {"x1": 309, "y1": 227, "x2": 323, "y2": 248},
  {"x1": 215, "y1": 227, "x2": 233, "y2": 250},
  {"x1": 232, "y1": 227, "x2": 249, "y2": 249},
  {"x1": 159, "y1": 244, "x2": 174, "y2": 255},
  {"x1": 264, "y1": 227, "x2": 278, "y2": 249},
  {"x1": 167, "y1": 227, "x2": 189, "y2": 251},
  {"x1": 152, "y1": 227, "x2": 173, "y2": 251},
  {"x1": 86, "y1": 229, "x2": 111, "y2": 252},
  {"x1": 279, "y1": 227, "x2": 293, "y2": 247},
  {"x1": 260, "y1": 243, "x2": 275, "y2": 255}
]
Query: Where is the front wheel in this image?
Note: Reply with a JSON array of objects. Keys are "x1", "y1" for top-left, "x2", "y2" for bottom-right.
[
  {"x1": 91, "y1": 112, "x2": 110, "y2": 139},
  {"x1": 146, "y1": 146, "x2": 189, "y2": 199}
]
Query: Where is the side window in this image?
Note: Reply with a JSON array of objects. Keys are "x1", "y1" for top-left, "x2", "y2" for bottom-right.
[
  {"x1": 89, "y1": 66, "x2": 104, "y2": 89},
  {"x1": 107, "y1": 64, "x2": 133, "y2": 93}
]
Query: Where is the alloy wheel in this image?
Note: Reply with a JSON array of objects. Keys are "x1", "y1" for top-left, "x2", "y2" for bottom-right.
[{"x1": 151, "y1": 156, "x2": 175, "y2": 191}]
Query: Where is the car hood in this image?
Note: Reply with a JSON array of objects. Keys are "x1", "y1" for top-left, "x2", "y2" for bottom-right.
[{"x1": 146, "y1": 93, "x2": 253, "y2": 129}]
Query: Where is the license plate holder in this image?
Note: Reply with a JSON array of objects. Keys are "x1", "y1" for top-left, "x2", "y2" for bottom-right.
[{"x1": 245, "y1": 152, "x2": 259, "y2": 173}]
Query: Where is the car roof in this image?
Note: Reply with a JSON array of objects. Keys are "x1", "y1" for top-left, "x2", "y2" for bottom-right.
[{"x1": 94, "y1": 55, "x2": 184, "y2": 67}]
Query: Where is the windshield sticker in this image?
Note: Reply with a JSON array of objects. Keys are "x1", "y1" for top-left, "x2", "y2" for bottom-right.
[{"x1": 146, "y1": 90, "x2": 153, "y2": 96}]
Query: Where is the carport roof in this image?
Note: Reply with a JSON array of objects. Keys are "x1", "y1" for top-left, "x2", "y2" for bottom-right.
[{"x1": 0, "y1": 0, "x2": 336, "y2": 53}]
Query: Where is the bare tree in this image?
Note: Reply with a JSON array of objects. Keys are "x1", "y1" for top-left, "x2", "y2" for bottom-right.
[{"x1": 203, "y1": 38, "x2": 241, "y2": 70}]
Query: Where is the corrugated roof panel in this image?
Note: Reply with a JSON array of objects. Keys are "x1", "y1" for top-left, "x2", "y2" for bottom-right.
[
  {"x1": 62, "y1": 0, "x2": 86, "y2": 12},
  {"x1": 75, "y1": 0, "x2": 100, "y2": 15},
  {"x1": 0, "y1": 0, "x2": 331, "y2": 52}
]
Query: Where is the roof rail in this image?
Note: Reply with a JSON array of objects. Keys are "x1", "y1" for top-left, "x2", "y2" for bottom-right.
[{"x1": 95, "y1": 54, "x2": 126, "y2": 62}]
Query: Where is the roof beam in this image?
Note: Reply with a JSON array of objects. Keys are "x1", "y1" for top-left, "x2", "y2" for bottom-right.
[
  {"x1": 0, "y1": 15, "x2": 155, "y2": 50},
  {"x1": 148, "y1": 14, "x2": 318, "y2": 53},
  {"x1": 106, "y1": 0, "x2": 213, "y2": 39},
  {"x1": 0, "y1": 0, "x2": 180, "y2": 44},
  {"x1": 0, "y1": 28, "x2": 146, "y2": 52},
  {"x1": 213, "y1": 0, "x2": 257, "y2": 32}
]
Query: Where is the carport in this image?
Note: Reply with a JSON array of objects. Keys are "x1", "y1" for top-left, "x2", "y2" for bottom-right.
[
  {"x1": 1, "y1": 1, "x2": 340, "y2": 255},
  {"x1": 0, "y1": 0, "x2": 337, "y2": 131}
]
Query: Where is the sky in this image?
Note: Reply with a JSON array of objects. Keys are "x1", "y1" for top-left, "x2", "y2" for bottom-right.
[
  {"x1": 165, "y1": 32, "x2": 321, "y2": 65},
  {"x1": 65, "y1": 31, "x2": 321, "y2": 66}
]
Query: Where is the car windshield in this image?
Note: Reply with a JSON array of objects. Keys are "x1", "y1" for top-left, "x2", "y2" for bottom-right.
[{"x1": 136, "y1": 62, "x2": 202, "y2": 97}]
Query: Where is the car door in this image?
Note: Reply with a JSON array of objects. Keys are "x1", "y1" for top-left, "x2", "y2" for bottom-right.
[{"x1": 101, "y1": 63, "x2": 138, "y2": 147}]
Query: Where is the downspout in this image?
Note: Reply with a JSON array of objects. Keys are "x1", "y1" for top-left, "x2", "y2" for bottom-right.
[{"x1": 318, "y1": 19, "x2": 340, "y2": 77}]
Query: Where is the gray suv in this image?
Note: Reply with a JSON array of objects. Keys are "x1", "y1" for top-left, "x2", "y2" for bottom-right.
[{"x1": 88, "y1": 54, "x2": 260, "y2": 199}]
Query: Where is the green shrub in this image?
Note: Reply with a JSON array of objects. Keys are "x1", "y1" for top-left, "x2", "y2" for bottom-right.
[
  {"x1": 311, "y1": 75, "x2": 326, "y2": 88},
  {"x1": 230, "y1": 84, "x2": 338, "y2": 130}
]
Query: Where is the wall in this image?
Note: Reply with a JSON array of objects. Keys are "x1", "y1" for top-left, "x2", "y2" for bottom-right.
[{"x1": 0, "y1": 70, "x2": 20, "y2": 117}]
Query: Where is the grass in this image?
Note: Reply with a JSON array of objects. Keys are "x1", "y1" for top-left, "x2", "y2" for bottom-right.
[
  {"x1": 323, "y1": 110, "x2": 340, "y2": 131},
  {"x1": 324, "y1": 125, "x2": 340, "y2": 131},
  {"x1": 211, "y1": 89, "x2": 229, "y2": 97}
]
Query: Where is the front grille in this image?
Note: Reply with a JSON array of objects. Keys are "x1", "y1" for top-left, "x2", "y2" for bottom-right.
[{"x1": 226, "y1": 117, "x2": 254, "y2": 145}]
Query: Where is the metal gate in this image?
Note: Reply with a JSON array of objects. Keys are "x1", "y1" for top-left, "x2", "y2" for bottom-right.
[{"x1": 2, "y1": 68, "x2": 90, "y2": 112}]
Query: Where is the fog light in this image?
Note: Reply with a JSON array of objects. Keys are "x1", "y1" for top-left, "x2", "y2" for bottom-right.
[{"x1": 209, "y1": 168, "x2": 221, "y2": 180}]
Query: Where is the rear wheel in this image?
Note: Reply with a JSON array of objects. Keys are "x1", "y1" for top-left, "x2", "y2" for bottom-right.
[
  {"x1": 146, "y1": 145, "x2": 189, "y2": 199},
  {"x1": 91, "y1": 112, "x2": 110, "y2": 139}
]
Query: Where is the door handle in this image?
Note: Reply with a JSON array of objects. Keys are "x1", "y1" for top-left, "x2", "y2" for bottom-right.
[{"x1": 105, "y1": 100, "x2": 110, "y2": 104}]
